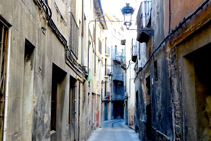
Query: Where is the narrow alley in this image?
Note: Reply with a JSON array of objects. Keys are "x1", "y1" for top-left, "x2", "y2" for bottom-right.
[
  {"x1": 1, "y1": 0, "x2": 211, "y2": 140},
  {"x1": 87, "y1": 119, "x2": 140, "y2": 141}
]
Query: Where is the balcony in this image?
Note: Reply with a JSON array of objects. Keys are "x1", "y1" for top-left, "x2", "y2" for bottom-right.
[
  {"x1": 136, "y1": 1, "x2": 154, "y2": 43},
  {"x1": 105, "y1": 68, "x2": 111, "y2": 79},
  {"x1": 113, "y1": 52, "x2": 125, "y2": 65},
  {"x1": 121, "y1": 40, "x2": 126, "y2": 45},
  {"x1": 121, "y1": 63, "x2": 126, "y2": 70},
  {"x1": 113, "y1": 75, "x2": 124, "y2": 82},
  {"x1": 112, "y1": 69, "x2": 124, "y2": 82},
  {"x1": 131, "y1": 38, "x2": 137, "y2": 62},
  {"x1": 104, "y1": 75, "x2": 109, "y2": 79},
  {"x1": 102, "y1": 92, "x2": 111, "y2": 102},
  {"x1": 105, "y1": 46, "x2": 110, "y2": 57},
  {"x1": 121, "y1": 56, "x2": 126, "y2": 70}
]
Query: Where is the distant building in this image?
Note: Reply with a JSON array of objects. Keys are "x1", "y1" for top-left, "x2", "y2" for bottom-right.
[{"x1": 101, "y1": 13, "x2": 125, "y2": 120}]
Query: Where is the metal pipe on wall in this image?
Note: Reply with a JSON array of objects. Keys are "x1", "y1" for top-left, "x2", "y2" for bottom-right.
[
  {"x1": 169, "y1": 0, "x2": 171, "y2": 34},
  {"x1": 87, "y1": 15, "x2": 104, "y2": 76},
  {"x1": 67, "y1": 0, "x2": 70, "y2": 46},
  {"x1": 81, "y1": 0, "x2": 84, "y2": 66},
  {"x1": 3, "y1": 27, "x2": 11, "y2": 141}
]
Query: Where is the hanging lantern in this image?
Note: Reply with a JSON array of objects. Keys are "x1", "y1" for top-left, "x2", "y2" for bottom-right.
[{"x1": 121, "y1": 3, "x2": 134, "y2": 29}]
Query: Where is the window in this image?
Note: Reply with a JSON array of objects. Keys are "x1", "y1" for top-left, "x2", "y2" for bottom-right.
[
  {"x1": 154, "y1": 61, "x2": 158, "y2": 81},
  {"x1": 146, "y1": 76, "x2": 150, "y2": 95},
  {"x1": 105, "y1": 59, "x2": 107, "y2": 75},
  {"x1": 98, "y1": 60, "x2": 101, "y2": 80},
  {"x1": 23, "y1": 39, "x2": 35, "y2": 139},
  {"x1": 51, "y1": 64, "x2": 66, "y2": 131},
  {"x1": 105, "y1": 37, "x2": 107, "y2": 53},
  {"x1": 136, "y1": 91, "x2": 138, "y2": 107},
  {"x1": 0, "y1": 21, "x2": 9, "y2": 140},
  {"x1": 51, "y1": 69, "x2": 57, "y2": 131},
  {"x1": 69, "y1": 76, "x2": 75, "y2": 124},
  {"x1": 70, "y1": 14, "x2": 79, "y2": 58},
  {"x1": 105, "y1": 83, "x2": 107, "y2": 97},
  {"x1": 98, "y1": 38, "x2": 102, "y2": 54}
]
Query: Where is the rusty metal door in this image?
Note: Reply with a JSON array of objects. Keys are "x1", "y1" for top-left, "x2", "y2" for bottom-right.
[{"x1": 0, "y1": 24, "x2": 8, "y2": 140}]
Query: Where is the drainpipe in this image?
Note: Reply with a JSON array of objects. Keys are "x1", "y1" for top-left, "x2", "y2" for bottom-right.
[
  {"x1": 67, "y1": 0, "x2": 70, "y2": 47},
  {"x1": 81, "y1": 0, "x2": 84, "y2": 66},
  {"x1": 87, "y1": 15, "x2": 104, "y2": 78},
  {"x1": 169, "y1": 0, "x2": 171, "y2": 34},
  {"x1": 3, "y1": 28, "x2": 11, "y2": 141}
]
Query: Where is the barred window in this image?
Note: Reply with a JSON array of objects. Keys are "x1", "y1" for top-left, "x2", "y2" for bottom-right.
[{"x1": 69, "y1": 13, "x2": 79, "y2": 58}]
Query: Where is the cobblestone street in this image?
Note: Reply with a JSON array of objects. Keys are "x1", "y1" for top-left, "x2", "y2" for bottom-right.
[{"x1": 87, "y1": 119, "x2": 140, "y2": 141}]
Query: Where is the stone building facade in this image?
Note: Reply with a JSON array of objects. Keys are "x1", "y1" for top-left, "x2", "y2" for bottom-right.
[
  {"x1": 101, "y1": 13, "x2": 126, "y2": 121},
  {"x1": 133, "y1": 0, "x2": 211, "y2": 140},
  {"x1": 0, "y1": 0, "x2": 106, "y2": 140}
]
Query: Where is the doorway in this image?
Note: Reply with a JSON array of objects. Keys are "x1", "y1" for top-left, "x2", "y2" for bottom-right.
[
  {"x1": 146, "y1": 76, "x2": 151, "y2": 140},
  {"x1": 184, "y1": 44, "x2": 211, "y2": 140},
  {"x1": 113, "y1": 101, "x2": 124, "y2": 119}
]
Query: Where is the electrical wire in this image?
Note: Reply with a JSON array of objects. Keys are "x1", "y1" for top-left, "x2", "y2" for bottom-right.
[
  {"x1": 134, "y1": 0, "x2": 210, "y2": 82},
  {"x1": 33, "y1": 0, "x2": 87, "y2": 80}
]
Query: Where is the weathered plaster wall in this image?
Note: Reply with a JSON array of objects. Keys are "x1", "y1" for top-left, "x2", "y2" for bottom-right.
[
  {"x1": 135, "y1": 75, "x2": 147, "y2": 141},
  {"x1": 170, "y1": 0, "x2": 205, "y2": 30},
  {"x1": 151, "y1": 49, "x2": 173, "y2": 141},
  {"x1": 152, "y1": 0, "x2": 165, "y2": 50},
  {"x1": 0, "y1": 0, "x2": 80, "y2": 140},
  {"x1": 135, "y1": 44, "x2": 173, "y2": 141},
  {"x1": 135, "y1": 0, "x2": 173, "y2": 140},
  {"x1": 168, "y1": 16, "x2": 211, "y2": 141},
  {"x1": 135, "y1": 0, "x2": 211, "y2": 140}
]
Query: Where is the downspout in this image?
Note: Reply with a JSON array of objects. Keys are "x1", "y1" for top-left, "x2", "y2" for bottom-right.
[
  {"x1": 95, "y1": 19, "x2": 97, "y2": 52},
  {"x1": 67, "y1": 0, "x2": 70, "y2": 47},
  {"x1": 81, "y1": 0, "x2": 84, "y2": 66},
  {"x1": 3, "y1": 28, "x2": 11, "y2": 141},
  {"x1": 168, "y1": 0, "x2": 171, "y2": 34},
  {"x1": 87, "y1": 15, "x2": 103, "y2": 82},
  {"x1": 88, "y1": 20, "x2": 92, "y2": 83},
  {"x1": 88, "y1": 39, "x2": 91, "y2": 78},
  {"x1": 94, "y1": 18, "x2": 96, "y2": 74}
]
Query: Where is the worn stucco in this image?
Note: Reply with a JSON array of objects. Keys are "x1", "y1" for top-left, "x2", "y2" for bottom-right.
[{"x1": 0, "y1": 0, "x2": 104, "y2": 140}]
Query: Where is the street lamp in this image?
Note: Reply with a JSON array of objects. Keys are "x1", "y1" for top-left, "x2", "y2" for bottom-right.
[
  {"x1": 121, "y1": 3, "x2": 154, "y2": 41},
  {"x1": 121, "y1": 3, "x2": 134, "y2": 29}
]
